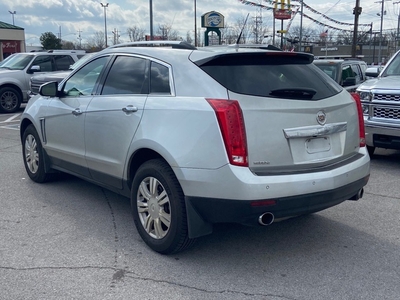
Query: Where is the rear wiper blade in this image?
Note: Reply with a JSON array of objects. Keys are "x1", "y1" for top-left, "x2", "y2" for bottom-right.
[{"x1": 269, "y1": 88, "x2": 317, "y2": 99}]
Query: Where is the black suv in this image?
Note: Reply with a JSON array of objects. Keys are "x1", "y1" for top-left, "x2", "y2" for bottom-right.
[{"x1": 314, "y1": 59, "x2": 368, "y2": 92}]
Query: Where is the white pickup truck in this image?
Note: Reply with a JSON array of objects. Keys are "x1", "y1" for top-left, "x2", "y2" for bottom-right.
[{"x1": 357, "y1": 50, "x2": 400, "y2": 156}]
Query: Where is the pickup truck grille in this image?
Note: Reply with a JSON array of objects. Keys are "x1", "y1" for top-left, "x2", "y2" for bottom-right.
[
  {"x1": 374, "y1": 93, "x2": 400, "y2": 102},
  {"x1": 373, "y1": 106, "x2": 400, "y2": 120}
]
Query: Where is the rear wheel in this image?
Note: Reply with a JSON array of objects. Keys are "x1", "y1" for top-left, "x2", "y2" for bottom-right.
[
  {"x1": 131, "y1": 159, "x2": 195, "y2": 254},
  {"x1": 0, "y1": 87, "x2": 22, "y2": 113},
  {"x1": 22, "y1": 124, "x2": 52, "y2": 183}
]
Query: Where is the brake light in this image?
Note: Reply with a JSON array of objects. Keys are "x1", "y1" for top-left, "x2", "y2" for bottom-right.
[
  {"x1": 206, "y1": 99, "x2": 248, "y2": 167},
  {"x1": 350, "y1": 92, "x2": 366, "y2": 147}
]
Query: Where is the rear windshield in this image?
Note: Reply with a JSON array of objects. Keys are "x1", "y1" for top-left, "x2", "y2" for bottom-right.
[{"x1": 198, "y1": 53, "x2": 342, "y2": 100}]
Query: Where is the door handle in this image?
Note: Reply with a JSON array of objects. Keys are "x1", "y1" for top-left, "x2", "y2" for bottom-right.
[
  {"x1": 72, "y1": 108, "x2": 82, "y2": 116},
  {"x1": 122, "y1": 105, "x2": 138, "y2": 113}
]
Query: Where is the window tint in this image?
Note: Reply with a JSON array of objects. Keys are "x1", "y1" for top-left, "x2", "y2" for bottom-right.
[
  {"x1": 32, "y1": 55, "x2": 53, "y2": 72},
  {"x1": 350, "y1": 64, "x2": 361, "y2": 83},
  {"x1": 54, "y1": 55, "x2": 74, "y2": 70},
  {"x1": 200, "y1": 54, "x2": 341, "y2": 100},
  {"x1": 150, "y1": 62, "x2": 170, "y2": 94},
  {"x1": 102, "y1": 56, "x2": 148, "y2": 95},
  {"x1": 63, "y1": 56, "x2": 108, "y2": 96}
]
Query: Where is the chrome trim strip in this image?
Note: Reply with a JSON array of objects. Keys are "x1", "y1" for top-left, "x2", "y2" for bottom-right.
[{"x1": 283, "y1": 122, "x2": 347, "y2": 139}]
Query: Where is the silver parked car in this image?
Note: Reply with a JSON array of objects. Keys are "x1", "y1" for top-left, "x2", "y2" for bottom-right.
[{"x1": 20, "y1": 41, "x2": 370, "y2": 254}]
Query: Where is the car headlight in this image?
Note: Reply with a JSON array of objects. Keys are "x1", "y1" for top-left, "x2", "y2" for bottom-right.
[{"x1": 358, "y1": 91, "x2": 371, "y2": 101}]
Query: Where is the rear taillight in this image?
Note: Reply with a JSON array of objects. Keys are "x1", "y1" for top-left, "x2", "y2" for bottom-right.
[
  {"x1": 206, "y1": 99, "x2": 248, "y2": 167},
  {"x1": 351, "y1": 92, "x2": 366, "y2": 147}
]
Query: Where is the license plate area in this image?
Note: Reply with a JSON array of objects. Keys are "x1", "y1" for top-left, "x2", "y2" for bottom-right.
[
  {"x1": 306, "y1": 137, "x2": 331, "y2": 154},
  {"x1": 288, "y1": 132, "x2": 345, "y2": 164}
]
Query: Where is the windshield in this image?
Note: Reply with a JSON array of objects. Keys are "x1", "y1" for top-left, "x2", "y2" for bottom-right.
[
  {"x1": 0, "y1": 54, "x2": 33, "y2": 70},
  {"x1": 381, "y1": 52, "x2": 400, "y2": 77}
]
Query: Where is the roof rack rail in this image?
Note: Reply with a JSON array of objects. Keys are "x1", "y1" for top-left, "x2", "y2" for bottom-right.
[
  {"x1": 46, "y1": 49, "x2": 86, "y2": 53},
  {"x1": 108, "y1": 41, "x2": 197, "y2": 50}
]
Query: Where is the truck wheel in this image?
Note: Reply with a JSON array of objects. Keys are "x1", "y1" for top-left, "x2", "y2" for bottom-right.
[
  {"x1": 0, "y1": 87, "x2": 22, "y2": 113},
  {"x1": 131, "y1": 159, "x2": 195, "y2": 254}
]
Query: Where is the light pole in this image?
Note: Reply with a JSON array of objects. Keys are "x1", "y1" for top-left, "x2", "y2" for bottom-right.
[
  {"x1": 9, "y1": 11, "x2": 16, "y2": 25},
  {"x1": 194, "y1": 0, "x2": 197, "y2": 46},
  {"x1": 100, "y1": 3, "x2": 109, "y2": 48}
]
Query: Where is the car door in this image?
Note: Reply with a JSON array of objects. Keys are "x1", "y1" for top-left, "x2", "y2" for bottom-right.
[
  {"x1": 84, "y1": 55, "x2": 149, "y2": 189},
  {"x1": 44, "y1": 56, "x2": 109, "y2": 177}
]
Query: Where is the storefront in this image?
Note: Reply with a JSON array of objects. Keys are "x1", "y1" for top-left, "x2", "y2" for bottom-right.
[{"x1": 0, "y1": 21, "x2": 25, "y2": 61}]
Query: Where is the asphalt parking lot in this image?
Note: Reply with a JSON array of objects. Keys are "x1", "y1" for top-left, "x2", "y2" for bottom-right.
[{"x1": 1, "y1": 110, "x2": 400, "y2": 300}]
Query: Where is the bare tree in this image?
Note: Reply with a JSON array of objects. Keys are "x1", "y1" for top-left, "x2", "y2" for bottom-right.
[
  {"x1": 232, "y1": 15, "x2": 252, "y2": 44},
  {"x1": 220, "y1": 23, "x2": 238, "y2": 44},
  {"x1": 156, "y1": 24, "x2": 180, "y2": 40},
  {"x1": 185, "y1": 31, "x2": 193, "y2": 45},
  {"x1": 86, "y1": 31, "x2": 105, "y2": 51},
  {"x1": 127, "y1": 26, "x2": 146, "y2": 42}
]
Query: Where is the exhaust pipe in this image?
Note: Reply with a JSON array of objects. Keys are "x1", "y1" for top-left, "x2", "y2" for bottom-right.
[
  {"x1": 349, "y1": 188, "x2": 364, "y2": 201},
  {"x1": 258, "y1": 212, "x2": 275, "y2": 226}
]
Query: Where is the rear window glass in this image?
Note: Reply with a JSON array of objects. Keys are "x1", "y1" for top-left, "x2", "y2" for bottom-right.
[{"x1": 198, "y1": 53, "x2": 342, "y2": 100}]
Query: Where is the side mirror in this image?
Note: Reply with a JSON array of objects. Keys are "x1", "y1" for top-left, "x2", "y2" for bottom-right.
[
  {"x1": 365, "y1": 67, "x2": 381, "y2": 78},
  {"x1": 39, "y1": 81, "x2": 59, "y2": 97},
  {"x1": 28, "y1": 65, "x2": 41, "y2": 74},
  {"x1": 342, "y1": 77, "x2": 356, "y2": 86}
]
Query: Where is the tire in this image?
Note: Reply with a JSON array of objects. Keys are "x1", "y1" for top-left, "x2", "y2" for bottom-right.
[
  {"x1": 0, "y1": 87, "x2": 22, "y2": 113},
  {"x1": 131, "y1": 159, "x2": 195, "y2": 254},
  {"x1": 22, "y1": 124, "x2": 52, "y2": 183},
  {"x1": 367, "y1": 146, "x2": 375, "y2": 157}
]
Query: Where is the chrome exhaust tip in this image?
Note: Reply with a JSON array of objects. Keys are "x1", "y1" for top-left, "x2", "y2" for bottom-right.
[
  {"x1": 349, "y1": 188, "x2": 364, "y2": 201},
  {"x1": 258, "y1": 212, "x2": 275, "y2": 226}
]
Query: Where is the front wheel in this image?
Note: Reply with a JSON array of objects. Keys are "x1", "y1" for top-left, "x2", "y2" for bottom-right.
[
  {"x1": 131, "y1": 159, "x2": 195, "y2": 254},
  {"x1": 22, "y1": 124, "x2": 52, "y2": 183},
  {"x1": 0, "y1": 87, "x2": 22, "y2": 113}
]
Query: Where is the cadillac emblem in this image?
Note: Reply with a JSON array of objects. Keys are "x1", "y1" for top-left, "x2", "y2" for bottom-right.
[{"x1": 316, "y1": 110, "x2": 326, "y2": 125}]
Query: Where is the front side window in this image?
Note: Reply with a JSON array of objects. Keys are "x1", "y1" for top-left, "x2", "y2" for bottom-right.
[
  {"x1": 32, "y1": 55, "x2": 53, "y2": 72},
  {"x1": 341, "y1": 65, "x2": 355, "y2": 82},
  {"x1": 102, "y1": 56, "x2": 148, "y2": 95},
  {"x1": 63, "y1": 56, "x2": 108, "y2": 96}
]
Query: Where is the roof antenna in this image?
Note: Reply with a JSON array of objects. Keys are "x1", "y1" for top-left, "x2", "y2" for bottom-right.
[{"x1": 236, "y1": 13, "x2": 250, "y2": 46}]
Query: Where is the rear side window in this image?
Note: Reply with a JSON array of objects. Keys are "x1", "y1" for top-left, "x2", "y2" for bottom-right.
[
  {"x1": 150, "y1": 62, "x2": 170, "y2": 94},
  {"x1": 54, "y1": 55, "x2": 75, "y2": 70},
  {"x1": 198, "y1": 53, "x2": 341, "y2": 100}
]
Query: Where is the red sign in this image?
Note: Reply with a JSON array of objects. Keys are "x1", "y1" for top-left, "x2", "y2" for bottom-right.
[
  {"x1": 1, "y1": 40, "x2": 20, "y2": 54},
  {"x1": 274, "y1": 9, "x2": 292, "y2": 20}
]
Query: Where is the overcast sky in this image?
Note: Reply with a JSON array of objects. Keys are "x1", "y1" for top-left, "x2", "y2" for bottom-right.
[{"x1": 1, "y1": 0, "x2": 399, "y2": 46}]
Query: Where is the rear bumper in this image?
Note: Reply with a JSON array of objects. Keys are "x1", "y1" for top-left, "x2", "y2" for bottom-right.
[
  {"x1": 175, "y1": 149, "x2": 370, "y2": 238},
  {"x1": 185, "y1": 175, "x2": 369, "y2": 238}
]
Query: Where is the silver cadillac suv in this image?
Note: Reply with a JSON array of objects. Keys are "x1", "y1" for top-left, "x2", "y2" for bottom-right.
[{"x1": 20, "y1": 41, "x2": 370, "y2": 254}]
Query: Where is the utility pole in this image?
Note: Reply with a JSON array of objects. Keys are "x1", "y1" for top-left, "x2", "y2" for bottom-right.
[
  {"x1": 352, "y1": 0, "x2": 362, "y2": 57},
  {"x1": 378, "y1": 0, "x2": 385, "y2": 64},
  {"x1": 394, "y1": 1, "x2": 400, "y2": 52}
]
